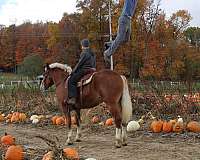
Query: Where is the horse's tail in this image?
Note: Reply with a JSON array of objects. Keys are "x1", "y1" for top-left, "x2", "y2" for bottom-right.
[{"x1": 120, "y1": 76, "x2": 132, "y2": 124}]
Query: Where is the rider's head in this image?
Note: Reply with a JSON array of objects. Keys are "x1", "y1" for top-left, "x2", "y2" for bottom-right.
[{"x1": 81, "y1": 39, "x2": 90, "y2": 49}]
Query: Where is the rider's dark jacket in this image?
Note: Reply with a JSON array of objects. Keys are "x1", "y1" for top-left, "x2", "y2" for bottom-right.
[
  {"x1": 72, "y1": 48, "x2": 96, "y2": 74},
  {"x1": 68, "y1": 48, "x2": 96, "y2": 98}
]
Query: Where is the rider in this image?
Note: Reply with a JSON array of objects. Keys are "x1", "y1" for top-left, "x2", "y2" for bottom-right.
[
  {"x1": 67, "y1": 39, "x2": 96, "y2": 105},
  {"x1": 104, "y1": 0, "x2": 138, "y2": 67}
]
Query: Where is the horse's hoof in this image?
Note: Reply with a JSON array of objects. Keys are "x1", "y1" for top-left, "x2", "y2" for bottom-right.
[
  {"x1": 66, "y1": 142, "x2": 73, "y2": 146},
  {"x1": 122, "y1": 143, "x2": 128, "y2": 146},
  {"x1": 75, "y1": 139, "x2": 82, "y2": 142},
  {"x1": 115, "y1": 144, "x2": 121, "y2": 148},
  {"x1": 115, "y1": 141, "x2": 121, "y2": 148},
  {"x1": 66, "y1": 139, "x2": 73, "y2": 146}
]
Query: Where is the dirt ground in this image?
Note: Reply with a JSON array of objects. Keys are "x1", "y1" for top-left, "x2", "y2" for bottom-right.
[{"x1": 1, "y1": 123, "x2": 200, "y2": 160}]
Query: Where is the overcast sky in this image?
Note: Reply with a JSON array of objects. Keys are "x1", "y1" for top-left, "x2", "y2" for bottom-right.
[{"x1": 0, "y1": 0, "x2": 199, "y2": 27}]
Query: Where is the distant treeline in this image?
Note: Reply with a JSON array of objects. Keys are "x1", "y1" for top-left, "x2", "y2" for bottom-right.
[{"x1": 0, "y1": 0, "x2": 199, "y2": 80}]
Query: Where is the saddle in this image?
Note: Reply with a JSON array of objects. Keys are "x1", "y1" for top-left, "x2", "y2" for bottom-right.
[
  {"x1": 65, "y1": 68, "x2": 96, "y2": 106},
  {"x1": 77, "y1": 68, "x2": 96, "y2": 87}
]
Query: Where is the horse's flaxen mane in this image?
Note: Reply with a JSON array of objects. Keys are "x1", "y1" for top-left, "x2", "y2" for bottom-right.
[{"x1": 49, "y1": 63, "x2": 72, "y2": 74}]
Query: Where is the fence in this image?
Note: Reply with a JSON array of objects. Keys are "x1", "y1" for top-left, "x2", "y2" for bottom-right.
[{"x1": 0, "y1": 80, "x2": 40, "y2": 89}]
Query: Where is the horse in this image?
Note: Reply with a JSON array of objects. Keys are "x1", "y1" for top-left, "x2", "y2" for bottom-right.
[{"x1": 40, "y1": 63, "x2": 132, "y2": 148}]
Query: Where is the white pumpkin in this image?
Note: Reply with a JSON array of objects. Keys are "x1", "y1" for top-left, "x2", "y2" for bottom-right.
[
  {"x1": 85, "y1": 158, "x2": 97, "y2": 160},
  {"x1": 127, "y1": 120, "x2": 140, "y2": 132},
  {"x1": 177, "y1": 116, "x2": 183, "y2": 123},
  {"x1": 32, "y1": 118, "x2": 39, "y2": 124},
  {"x1": 30, "y1": 115, "x2": 39, "y2": 121},
  {"x1": 127, "y1": 115, "x2": 144, "y2": 132}
]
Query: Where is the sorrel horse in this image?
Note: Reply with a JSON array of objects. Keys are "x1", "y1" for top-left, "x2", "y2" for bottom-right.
[{"x1": 40, "y1": 63, "x2": 132, "y2": 148}]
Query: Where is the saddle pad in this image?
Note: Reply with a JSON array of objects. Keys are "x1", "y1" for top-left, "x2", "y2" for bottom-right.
[
  {"x1": 77, "y1": 73, "x2": 96, "y2": 87},
  {"x1": 65, "y1": 73, "x2": 96, "y2": 89}
]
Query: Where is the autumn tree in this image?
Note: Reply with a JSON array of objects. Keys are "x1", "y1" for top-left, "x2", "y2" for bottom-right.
[
  {"x1": 184, "y1": 27, "x2": 200, "y2": 50},
  {"x1": 18, "y1": 54, "x2": 44, "y2": 78}
]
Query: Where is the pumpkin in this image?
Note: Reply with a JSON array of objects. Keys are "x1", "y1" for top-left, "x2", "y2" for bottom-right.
[
  {"x1": 169, "y1": 119, "x2": 177, "y2": 126},
  {"x1": 105, "y1": 118, "x2": 113, "y2": 126},
  {"x1": 162, "y1": 121, "x2": 173, "y2": 133},
  {"x1": 127, "y1": 120, "x2": 140, "y2": 132},
  {"x1": 19, "y1": 113, "x2": 27, "y2": 122},
  {"x1": 51, "y1": 116, "x2": 59, "y2": 125},
  {"x1": 150, "y1": 120, "x2": 163, "y2": 133},
  {"x1": 0, "y1": 114, "x2": 5, "y2": 122},
  {"x1": 42, "y1": 151, "x2": 54, "y2": 160},
  {"x1": 32, "y1": 118, "x2": 39, "y2": 124},
  {"x1": 186, "y1": 121, "x2": 200, "y2": 133},
  {"x1": 11, "y1": 112, "x2": 20, "y2": 123},
  {"x1": 91, "y1": 116, "x2": 100, "y2": 124},
  {"x1": 5, "y1": 145, "x2": 24, "y2": 160},
  {"x1": 30, "y1": 115, "x2": 39, "y2": 121},
  {"x1": 173, "y1": 121, "x2": 184, "y2": 132},
  {"x1": 56, "y1": 117, "x2": 65, "y2": 125},
  {"x1": 6, "y1": 114, "x2": 13, "y2": 120},
  {"x1": 1, "y1": 133, "x2": 15, "y2": 146},
  {"x1": 63, "y1": 148, "x2": 79, "y2": 160}
]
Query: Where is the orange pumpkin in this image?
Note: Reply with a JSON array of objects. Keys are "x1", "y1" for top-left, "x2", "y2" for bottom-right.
[
  {"x1": 105, "y1": 118, "x2": 113, "y2": 126},
  {"x1": 19, "y1": 113, "x2": 27, "y2": 122},
  {"x1": 51, "y1": 116, "x2": 59, "y2": 125},
  {"x1": 1, "y1": 133, "x2": 15, "y2": 146},
  {"x1": 173, "y1": 121, "x2": 184, "y2": 132},
  {"x1": 6, "y1": 114, "x2": 13, "y2": 120},
  {"x1": 5, "y1": 145, "x2": 24, "y2": 160},
  {"x1": 169, "y1": 119, "x2": 177, "y2": 126},
  {"x1": 42, "y1": 151, "x2": 54, "y2": 160},
  {"x1": 92, "y1": 116, "x2": 100, "y2": 124},
  {"x1": 0, "y1": 114, "x2": 5, "y2": 122},
  {"x1": 63, "y1": 148, "x2": 79, "y2": 160},
  {"x1": 150, "y1": 120, "x2": 163, "y2": 133},
  {"x1": 162, "y1": 121, "x2": 173, "y2": 133},
  {"x1": 11, "y1": 112, "x2": 20, "y2": 123},
  {"x1": 186, "y1": 121, "x2": 200, "y2": 133},
  {"x1": 56, "y1": 117, "x2": 65, "y2": 125}
]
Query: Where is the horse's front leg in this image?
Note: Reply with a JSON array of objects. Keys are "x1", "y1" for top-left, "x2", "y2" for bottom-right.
[
  {"x1": 75, "y1": 109, "x2": 82, "y2": 142},
  {"x1": 66, "y1": 110, "x2": 73, "y2": 145},
  {"x1": 62, "y1": 102, "x2": 73, "y2": 145}
]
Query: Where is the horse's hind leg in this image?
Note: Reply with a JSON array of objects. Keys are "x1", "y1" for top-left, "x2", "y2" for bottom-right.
[
  {"x1": 107, "y1": 103, "x2": 122, "y2": 148},
  {"x1": 75, "y1": 109, "x2": 82, "y2": 142}
]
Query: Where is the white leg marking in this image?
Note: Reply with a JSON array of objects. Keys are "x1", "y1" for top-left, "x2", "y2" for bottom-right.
[
  {"x1": 116, "y1": 128, "x2": 121, "y2": 140},
  {"x1": 115, "y1": 128, "x2": 122, "y2": 148},
  {"x1": 122, "y1": 125, "x2": 127, "y2": 146},
  {"x1": 66, "y1": 129, "x2": 73, "y2": 145},
  {"x1": 75, "y1": 125, "x2": 81, "y2": 142}
]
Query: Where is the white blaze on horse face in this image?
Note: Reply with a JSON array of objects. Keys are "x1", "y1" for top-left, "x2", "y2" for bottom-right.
[{"x1": 116, "y1": 128, "x2": 121, "y2": 140}]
